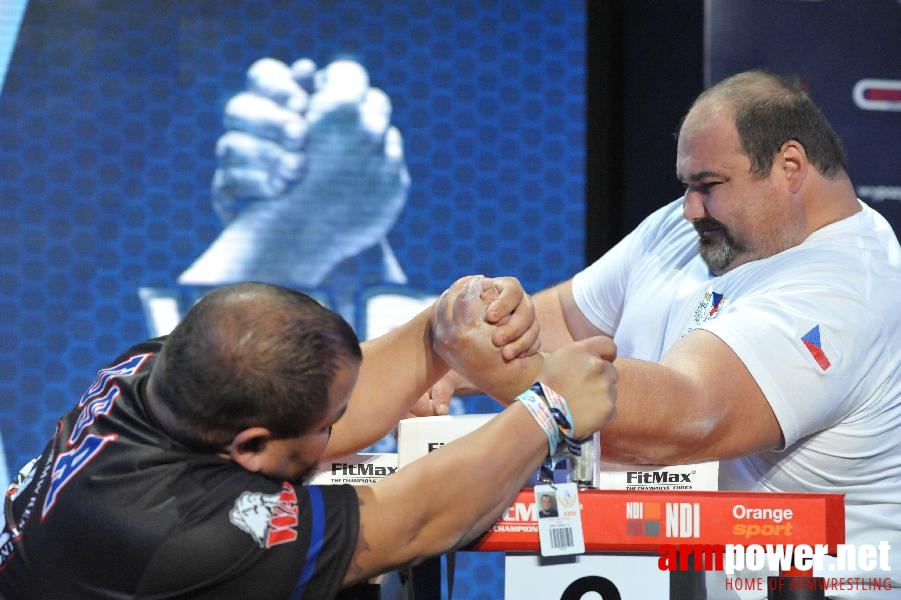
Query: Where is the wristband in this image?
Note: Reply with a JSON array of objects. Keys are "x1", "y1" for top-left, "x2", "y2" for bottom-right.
[
  {"x1": 515, "y1": 387, "x2": 559, "y2": 458},
  {"x1": 533, "y1": 382, "x2": 581, "y2": 457},
  {"x1": 535, "y1": 382, "x2": 580, "y2": 486},
  {"x1": 517, "y1": 382, "x2": 583, "y2": 486}
]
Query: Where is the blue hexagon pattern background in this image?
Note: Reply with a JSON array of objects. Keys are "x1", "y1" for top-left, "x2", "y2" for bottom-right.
[{"x1": 0, "y1": 2, "x2": 586, "y2": 597}]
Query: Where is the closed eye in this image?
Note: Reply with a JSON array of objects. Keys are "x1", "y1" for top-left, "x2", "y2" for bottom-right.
[{"x1": 685, "y1": 181, "x2": 722, "y2": 195}]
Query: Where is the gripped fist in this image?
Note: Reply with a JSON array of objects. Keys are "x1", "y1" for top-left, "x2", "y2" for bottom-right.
[
  {"x1": 539, "y1": 336, "x2": 618, "y2": 439},
  {"x1": 430, "y1": 276, "x2": 543, "y2": 402},
  {"x1": 485, "y1": 276, "x2": 541, "y2": 361}
]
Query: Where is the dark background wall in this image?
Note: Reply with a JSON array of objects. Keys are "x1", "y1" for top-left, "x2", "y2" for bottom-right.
[
  {"x1": 587, "y1": 0, "x2": 704, "y2": 262},
  {"x1": 588, "y1": 0, "x2": 901, "y2": 263}
]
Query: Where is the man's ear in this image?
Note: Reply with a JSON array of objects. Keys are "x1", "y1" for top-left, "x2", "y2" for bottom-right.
[
  {"x1": 226, "y1": 427, "x2": 273, "y2": 472},
  {"x1": 779, "y1": 140, "x2": 807, "y2": 194}
]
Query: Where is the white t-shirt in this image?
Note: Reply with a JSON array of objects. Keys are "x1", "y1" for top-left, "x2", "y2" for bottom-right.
[{"x1": 573, "y1": 198, "x2": 901, "y2": 598}]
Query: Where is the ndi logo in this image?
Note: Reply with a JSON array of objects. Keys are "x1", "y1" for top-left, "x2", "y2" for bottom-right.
[{"x1": 626, "y1": 501, "x2": 701, "y2": 538}]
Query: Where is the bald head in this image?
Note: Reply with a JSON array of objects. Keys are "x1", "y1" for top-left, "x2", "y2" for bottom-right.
[{"x1": 150, "y1": 282, "x2": 361, "y2": 449}]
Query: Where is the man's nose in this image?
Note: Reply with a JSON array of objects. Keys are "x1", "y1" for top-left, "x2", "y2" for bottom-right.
[{"x1": 682, "y1": 190, "x2": 707, "y2": 220}]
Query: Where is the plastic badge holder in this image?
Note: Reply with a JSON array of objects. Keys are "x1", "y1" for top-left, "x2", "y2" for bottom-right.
[{"x1": 570, "y1": 431, "x2": 601, "y2": 489}]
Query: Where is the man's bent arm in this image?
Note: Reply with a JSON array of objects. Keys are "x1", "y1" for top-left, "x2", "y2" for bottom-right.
[
  {"x1": 532, "y1": 279, "x2": 608, "y2": 351},
  {"x1": 417, "y1": 278, "x2": 604, "y2": 413},
  {"x1": 325, "y1": 307, "x2": 444, "y2": 458},
  {"x1": 340, "y1": 330, "x2": 618, "y2": 585},
  {"x1": 325, "y1": 275, "x2": 542, "y2": 457},
  {"x1": 546, "y1": 280, "x2": 782, "y2": 464},
  {"x1": 606, "y1": 331, "x2": 783, "y2": 465},
  {"x1": 343, "y1": 401, "x2": 547, "y2": 584}
]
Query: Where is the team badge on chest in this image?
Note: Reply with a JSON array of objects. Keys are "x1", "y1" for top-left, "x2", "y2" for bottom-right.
[{"x1": 685, "y1": 291, "x2": 727, "y2": 335}]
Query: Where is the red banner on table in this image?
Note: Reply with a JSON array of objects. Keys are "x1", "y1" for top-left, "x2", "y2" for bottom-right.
[{"x1": 469, "y1": 489, "x2": 844, "y2": 555}]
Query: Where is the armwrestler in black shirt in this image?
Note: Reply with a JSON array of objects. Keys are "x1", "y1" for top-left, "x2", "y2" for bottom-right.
[{"x1": 1, "y1": 277, "x2": 617, "y2": 599}]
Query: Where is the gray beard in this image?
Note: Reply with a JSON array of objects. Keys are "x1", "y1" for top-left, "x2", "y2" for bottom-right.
[{"x1": 699, "y1": 237, "x2": 737, "y2": 275}]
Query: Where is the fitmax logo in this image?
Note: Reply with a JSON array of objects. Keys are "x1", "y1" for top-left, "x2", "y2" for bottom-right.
[
  {"x1": 331, "y1": 463, "x2": 397, "y2": 476},
  {"x1": 626, "y1": 471, "x2": 693, "y2": 484}
]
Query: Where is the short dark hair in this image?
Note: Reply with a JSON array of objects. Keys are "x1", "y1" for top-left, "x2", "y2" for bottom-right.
[
  {"x1": 150, "y1": 282, "x2": 361, "y2": 448},
  {"x1": 690, "y1": 70, "x2": 848, "y2": 178}
]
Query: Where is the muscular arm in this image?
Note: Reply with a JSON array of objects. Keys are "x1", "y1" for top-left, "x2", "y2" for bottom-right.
[
  {"x1": 342, "y1": 336, "x2": 618, "y2": 586},
  {"x1": 531, "y1": 279, "x2": 607, "y2": 350},
  {"x1": 324, "y1": 276, "x2": 542, "y2": 458},
  {"x1": 420, "y1": 278, "x2": 605, "y2": 410},
  {"x1": 324, "y1": 307, "x2": 445, "y2": 458},
  {"x1": 344, "y1": 402, "x2": 547, "y2": 584},
  {"x1": 606, "y1": 332, "x2": 782, "y2": 464},
  {"x1": 546, "y1": 279, "x2": 783, "y2": 464}
]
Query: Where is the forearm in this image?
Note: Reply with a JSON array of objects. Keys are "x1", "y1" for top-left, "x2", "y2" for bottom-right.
[
  {"x1": 405, "y1": 403, "x2": 546, "y2": 547},
  {"x1": 598, "y1": 358, "x2": 716, "y2": 465},
  {"x1": 602, "y1": 330, "x2": 783, "y2": 465},
  {"x1": 342, "y1": 333, "x2": 620, "y2": 585},
  {"x1": 533, "y1": 280, "x2": 609, "y2": 351},
  {"x1": 532, "y1": 284, "x2": 578, "y2": 351},
  {"x1": 325, "y1": 308, "x2": 448, "y2": 457},
  {"x1": 347, "y1": 402, "x2": 546, "y2": 583},
  {"x1": 535, "y1": 282, "x2": 731, "y2": 464}
]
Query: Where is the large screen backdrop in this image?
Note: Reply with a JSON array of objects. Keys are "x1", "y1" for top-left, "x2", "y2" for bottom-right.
[
  {"x1": 706, "y1": 0, "x2": 901, "y2": 235},
  {"x1": 0, "y1": 2, "x2": 587, "y2": 597}
]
